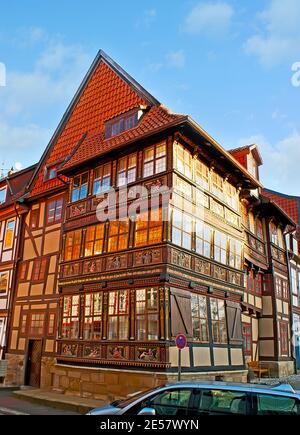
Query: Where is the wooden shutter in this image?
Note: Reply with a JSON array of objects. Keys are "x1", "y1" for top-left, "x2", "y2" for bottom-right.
[
  {"x1": 226, "y1": 301, "x2": 243, "y2": 344},
  {"x1": 170, "y1": 288, "x2": 192, "y2": 338}
]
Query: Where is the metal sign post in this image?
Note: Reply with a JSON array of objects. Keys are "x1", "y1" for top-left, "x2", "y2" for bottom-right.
[{"x1": 175, "y1": 334, "x2": 187, "y2": 382}]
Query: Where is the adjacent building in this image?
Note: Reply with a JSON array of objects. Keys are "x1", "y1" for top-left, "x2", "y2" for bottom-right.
[{"x1": 263, "y1": 189, "x2": 300, "y2": 371}]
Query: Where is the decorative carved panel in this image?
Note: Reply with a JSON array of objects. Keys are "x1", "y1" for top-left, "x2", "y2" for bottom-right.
[
  {"x1": 212, "y1": 265, "x2": 227, "y2": 281},
  {"x1": 70, "y1": 202, "x2": 87, "y2": 218},
  {"x1": 106, "y1": 254, "x2": 127, "y2": 270},
  {"x1": 83, "y1": 345, "x2": 101, "y2": 358},
  {"x1": 107, "y1": 345, "x2": 128, "y2": 360},
  {"x1": 134, "y1": 249, "x2": 162, "y2": 266},
  {"x1": 61, "y1": 343, "x2": 78, "y2": 357},
  {"x1": 136, "y1": 347, "x2": 160, "y2": 362},
  {"x1": 83, "y1": 259, "x2": 102, "y2": 274},
  {"x1": 195, "y1": 258, "x2": 211, "y2": 276},
  {"x1": 171, "y1": 249, "x2": 191, "y2": 269},
  {"x1": 62, "y1": 263, "x2": 81, "y2": 278}
]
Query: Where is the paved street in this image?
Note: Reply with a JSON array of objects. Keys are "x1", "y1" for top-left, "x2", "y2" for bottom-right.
[{"x1": 0, "y1": 390, "x2": 80, "y2": 415}]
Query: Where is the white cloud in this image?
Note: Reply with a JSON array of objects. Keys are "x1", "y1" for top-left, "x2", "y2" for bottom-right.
[
  {"x1": 166, "y1": 50, "x2": 186, "y2": 69},
  {"x1": 14, "y1": 162, "x2": 23, "y2": 171},
  {"x1": 184, "y1": 2, "x2": 234, "y2": 37},
  {"x1": 235, "y1": 131, "x2": 300, "y2": 195},
  {"x1": 244, "y1": 0, "x2": 300, "y2": 67}
]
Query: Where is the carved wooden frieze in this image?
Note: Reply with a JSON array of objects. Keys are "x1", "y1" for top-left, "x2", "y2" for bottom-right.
[
  {"x1": 212, "y1": 265, "x2": 227, "y2": 281},
  {"x1": 69, "y1": 202, "x2": 87, "y2": 218},
  {"x1": 228, "y1": 271, "x2": 243, "y2": 286},
  {"x1": 61, "y1": 262, "x2": 81, "y2": 278},
  {"x1": 61, "y1": 343, "x2": 78, "y2": 357},
  {"x1": 171, "y1": 249, "x2": 191, "y2": 269},
  {"x1": 105, "y1": 254, "x2": 127, "y2": 270},
  {"x1": 83, "y1": 259, "x2": 102, "y2": 274},
  {"x1": 195, "y1": 258, "x2": 211, "y2": 276},
  {"x1": 136, "y1": 347, "x2": 160, "y2": 362},
  {"x1": 134, "y1": 249, "x2": 162, "y2": 266},
  {"x1": 83, "y1": 345, "x2": 101, "y2": 359},
  {"x1": 107, "y1": 345, "x2": 128, "y2": 360}
]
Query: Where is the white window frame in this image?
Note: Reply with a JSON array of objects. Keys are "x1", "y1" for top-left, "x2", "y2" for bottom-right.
[{"x1": 0, "y1": 187, "x2": 7, "y2": 204}]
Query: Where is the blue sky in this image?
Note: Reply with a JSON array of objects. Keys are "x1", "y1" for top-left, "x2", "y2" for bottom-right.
[{"x1": 0, "y1": 0, "x2": 299, "y2": 194}]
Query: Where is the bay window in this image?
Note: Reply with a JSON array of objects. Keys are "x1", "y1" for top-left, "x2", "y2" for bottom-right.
[
  {"x1": 62, "y1": 295, "x2": 80, "y2": 339},
  {"x1": 136, "y1": 288, "x2": 159, "y2": 341},
  {"x1": 143, "y1": 142, "x2": 166, "y2": 178},
  {"x1": 195, "y1": 221, "x2": 212, "y2": 258},
  {"x1": 108, "y1": 290, "x2": 129, "y2": 340},
  {"x1": 214, "y1": 231, "x2": 228, "y2": 265},
  {"x1": 211, "y1": 172, "x2": 224, "y2": 200},
  {"x1": 83, "y1": 293, "x2": 102, "y2": 340},
  {"x1": 172, "y1": 208, "x2": 192, "y2": 250},
  {"x1": 135, "y1": 208, "x2": 163, "y2": 247},
  {"x1": 175, "y1": 143, "x2": 192, "y2": 179},
  {"x1": 229, "y1": 239, "x2": 242, "y2": 269},
  {"x1": 64, "y1": 230, "x2": 82, "y2": 261},
  {"x1": 84, "y1": 224, "x2": 105, "y2": 257},
  {"x1": 195, "y1": 160, "x2": 209, "y2": 190}
]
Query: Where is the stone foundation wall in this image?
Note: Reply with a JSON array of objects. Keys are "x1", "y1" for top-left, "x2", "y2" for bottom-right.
[
  {"x1": 5, "y1": 353, "x2": 25, "y2": 386},
  {"x1": 260, "y1": 360, "x2": 295, "y2": 378},
  {"x1": 47, "y1": 364, "x2": 248, "y2": 401}
]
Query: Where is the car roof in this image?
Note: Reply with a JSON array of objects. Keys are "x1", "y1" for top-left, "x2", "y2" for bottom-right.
[{"x1": 161, "y1": 381, "x2": 298, "y2": 396}]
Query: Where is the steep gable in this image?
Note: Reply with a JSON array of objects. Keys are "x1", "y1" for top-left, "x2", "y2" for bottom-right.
[{"x1": 29, "y1": 51, "x2": 158, "y2": 197}]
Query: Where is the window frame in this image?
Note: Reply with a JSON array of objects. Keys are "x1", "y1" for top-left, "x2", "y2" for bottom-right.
[
  {"x1": 46, "y1": 196, "x2": 64, "y2": 225},
  {"x1": 93, "y1": 163, "x2": 112, "y2": 195},
  {"x1": 71, "y1": 172, "x2": 89, "y2": 203},
  {"x1": 117, "y1": 153, "x2": 137, "y2": 187},
  {"x1": 28, "y1": 312, "x2": 45, "y2": 337},
  {"x1": 0, "y1": 271, "x2": 9, "y2": 295},
  {"x1": 62, "y1": 295, "x2": 80, "y2": 340},
  {"x1": 191, "y1": 293, "x2": 209, "y2": 343},
  {"x1": 31, "y1": 257, "x2": 50, "y2": 283},
  {"x1": 3, "y1": 219, "x2": 15, "y2": 250},
  {"x1": 242, "y1": 323, "x2": 252, "y2": 355},
  {"x1": 143, "y1": 142, "x2": 167, "y2": 178},
  {"x1": 64, "y1": 230, "x2": 82, "y2": 262},
  {"x1": 171, "y1": 208, "x2": 192, "y2": 251},
  {"x1": 210, "y1": 298, "x2": 228, "y2": 344},
  {"x1": 83, "y1": 292, "x2": 103, "y2": 341},
  {"x1": 0, "y1": 186, "x2": 7, "y2": 205},
  {"x1": 135, "y1": 288, "x2": 159, "y2": 341},
  {"x1": 107, "y1": 290, "x2": 129, "y2": 341},
  {"x1": 134, "y1": 208, "x2": 163, "y2": 248},
  {"x1": 107, "y1": 219, "x2": 129, "y2": 253},
  {"x1": 84, "y1": 224, "x2": 105, "y2": 257}
]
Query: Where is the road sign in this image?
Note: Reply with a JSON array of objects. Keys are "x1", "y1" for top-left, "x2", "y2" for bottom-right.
[{"x1": 175, "y1": 334, "x2": 187, "y2": 350}]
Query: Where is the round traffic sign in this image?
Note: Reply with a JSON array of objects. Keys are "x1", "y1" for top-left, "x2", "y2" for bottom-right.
[{"x1": 175, "y1": 334, "x2": 187, "y2": 350}]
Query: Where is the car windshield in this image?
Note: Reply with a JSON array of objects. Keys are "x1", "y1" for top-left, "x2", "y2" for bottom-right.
[{"x1": 113, "y1": 386, "x2": 163, "y2": 409}]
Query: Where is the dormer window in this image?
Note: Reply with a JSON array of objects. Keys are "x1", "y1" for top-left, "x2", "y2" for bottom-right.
[
  {"x1": 105, "y1": 110, "x2": 142, "y2": 139},
  {"x1": 0, "y1": 187, "x2": 7, "y2": 204},
  {"x1": 45, "y1": 165, "x2": 58, "y2": 181}
]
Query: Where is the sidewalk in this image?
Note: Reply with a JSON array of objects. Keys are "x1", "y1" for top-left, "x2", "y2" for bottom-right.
[
  {"x1": 253, "y1": 374, "x2": 300, "y2": 390},
  {"x1": 13, "y1": 389, "x2": 105, "y2": 414}
]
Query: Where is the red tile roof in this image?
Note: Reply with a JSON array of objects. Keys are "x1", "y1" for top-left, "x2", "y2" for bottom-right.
[
  {"x1": 30, "y1": 57, "x2": 152, "y2": 197},
  {"x1": 61, "y1": 106, "x2": 186, "y2": 171},
  {"x1": 263, "y1": 189, "x2": 300, "y2": 225}
]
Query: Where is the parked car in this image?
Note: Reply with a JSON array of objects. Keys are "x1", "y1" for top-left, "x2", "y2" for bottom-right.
[{"x1": 87, "y1": 381, "x2": 300, "y2": 416}]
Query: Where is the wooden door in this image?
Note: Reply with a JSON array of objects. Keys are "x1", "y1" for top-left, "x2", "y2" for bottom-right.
[{"x1": 26, "y1": 340, "x2": 42, "y2": 387}]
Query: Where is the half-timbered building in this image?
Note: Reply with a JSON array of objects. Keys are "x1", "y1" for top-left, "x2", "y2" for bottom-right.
[
  {"x1": 4, "y1": 51, "x2": 297, "y2": 396},
  {"x1": 263, "y1": 189, "x2": 300, "y2": 371},
  {"x1": 0, "y1": 165, "x2": 36, "y2": 362}
]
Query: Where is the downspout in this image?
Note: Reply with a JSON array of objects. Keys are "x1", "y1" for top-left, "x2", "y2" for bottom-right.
[{"x1": 284, "y1": 226, "x2": 297, "y2": 374}]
